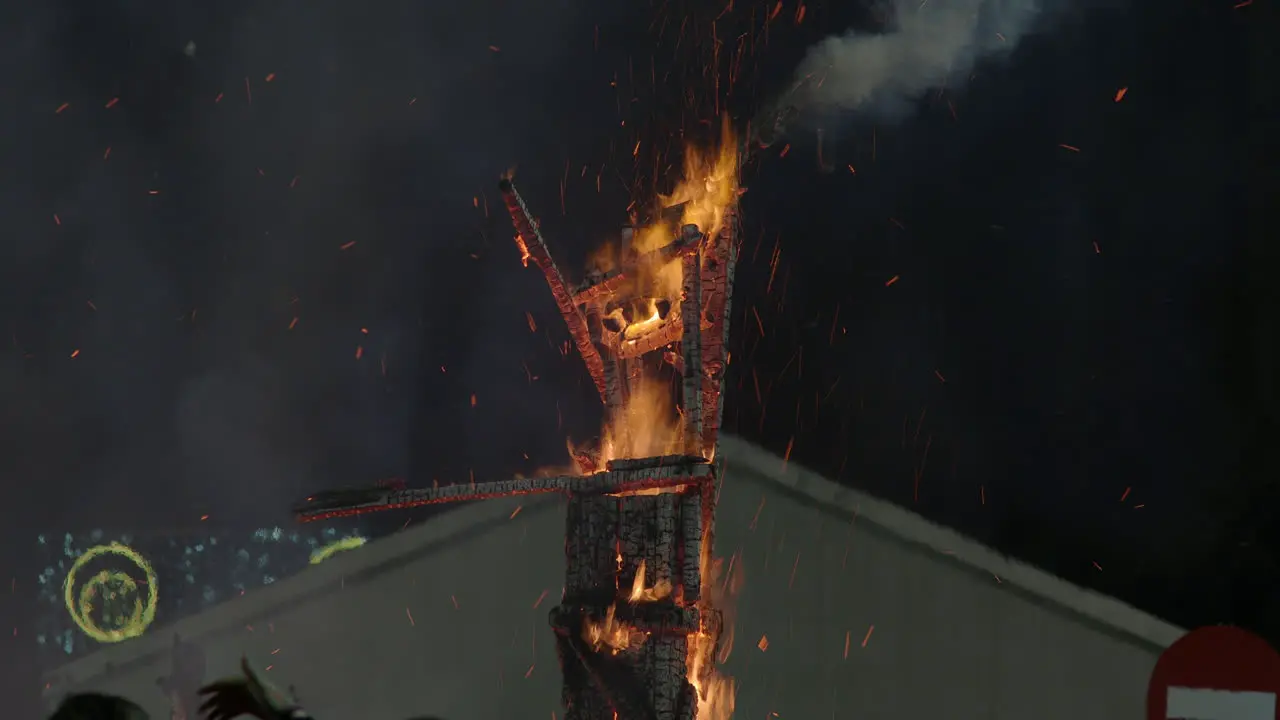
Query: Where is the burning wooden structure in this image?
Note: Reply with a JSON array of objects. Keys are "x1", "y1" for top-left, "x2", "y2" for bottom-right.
[{"x1": 294, "y1": 141, "x2": 740, "y2": 720}]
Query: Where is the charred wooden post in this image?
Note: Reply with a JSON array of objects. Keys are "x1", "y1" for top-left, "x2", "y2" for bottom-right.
[
  {"x1": 551, "y1": 456, "x2": 715, "y2": 720},
  {"x1": 587, "y1": 305, "x2": 627, "y2": 412},
  {"x1": 295, "y1": 458, "x2": 723, "y2": 720},
  {"x1": 679, "y1": 244, "x2": 705, "y2": 456},
  {"x1": 696, "y1": 205, "x2": 738, "y2": 452}
]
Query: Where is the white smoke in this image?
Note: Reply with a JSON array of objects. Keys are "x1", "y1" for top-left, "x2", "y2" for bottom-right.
[{"x1": 789, "y1": 0, "x2": 1043, "y2": 120}]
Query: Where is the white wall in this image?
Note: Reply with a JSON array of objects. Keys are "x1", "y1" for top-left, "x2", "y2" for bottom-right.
[
  {"x1": 713, "y1": 438, "x2": 1174, "y2": 719},
  {"x1": 44, "y1": 437, "x2": 1182, "y2": 719}
]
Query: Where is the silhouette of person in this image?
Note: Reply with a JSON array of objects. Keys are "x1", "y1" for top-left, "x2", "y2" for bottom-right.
[{"x1": 47, "y1": 693, "x2": 149, "y2": 720}]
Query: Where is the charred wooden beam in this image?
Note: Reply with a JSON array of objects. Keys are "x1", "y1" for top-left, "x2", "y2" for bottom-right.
[
  {"x1": 680, "y1": 248, "x2": 705, "y2": 456},
  {"x1": 549, "y1": 604, "x2": 700, "y2": 638},
  {"x1": 499, "y1": 178, "x2": 608, "y2": 402},
  {"x1": 587, "y1": 305, "x2": 627, "y2": 412},
  {"x1": 294, "y1": 456, "x2": 713, "y2": 522},
  {"x1": 699, "y1": 209, "x2": 738, "y2": 454},
  {"x1": 615, "y1": 318, "x2": 683, "y2": 359}
]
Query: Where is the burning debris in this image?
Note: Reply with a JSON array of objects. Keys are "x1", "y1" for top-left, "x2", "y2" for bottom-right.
[
  {"x1": 294, "y1": 125, "x2": 742, "y2": 720},
  {"x1": 552, "y1": 120, "x2": 740, "y2": 465}
]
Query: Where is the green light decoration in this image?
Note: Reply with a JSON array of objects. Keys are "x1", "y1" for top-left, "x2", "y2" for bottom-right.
[
  {"x1": 62, "y1": 542, "x2": 158, "y2": 644},
  {"x1": 309, "y1": 535, "x2": 367, "y2": 564}
]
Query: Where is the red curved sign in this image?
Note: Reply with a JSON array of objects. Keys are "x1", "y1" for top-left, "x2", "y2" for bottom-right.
[{"x1": 1148, "y1": 626, "x2": 1280, "y2": 720}]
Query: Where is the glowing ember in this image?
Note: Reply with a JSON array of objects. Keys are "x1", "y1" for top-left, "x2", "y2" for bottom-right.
[
  {"x1": 621, "y1": 299, "x2": 665, "y2": 341},
  {"x1": 514, "y1": 234, "x2": 532, "y2": 267}
]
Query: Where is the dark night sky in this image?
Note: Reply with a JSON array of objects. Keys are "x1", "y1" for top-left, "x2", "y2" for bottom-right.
[{"x1": 0, "y1": 0, "x2": 1272, "y2": 710}]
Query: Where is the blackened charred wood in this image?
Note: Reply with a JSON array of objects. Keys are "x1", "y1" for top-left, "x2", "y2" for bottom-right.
[
  {"x1": 295, "y1": 460, "x2": 713, "y2": 522},
  {"x1": 498, "y1": 178, "x2": 608, "y2": 401}
]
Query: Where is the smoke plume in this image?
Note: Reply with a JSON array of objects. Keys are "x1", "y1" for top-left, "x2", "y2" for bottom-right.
[{"x1": 774, "y1": 0, "x2": 1042, "y2": 130}]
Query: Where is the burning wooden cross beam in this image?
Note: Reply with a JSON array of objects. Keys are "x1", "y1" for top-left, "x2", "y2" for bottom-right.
[
  {"x1": 293, "y1": 454, "x2": 725, "y2": 720},
  {"x1": 293, "y1": 455, "x2": 713, "y2": 523}
]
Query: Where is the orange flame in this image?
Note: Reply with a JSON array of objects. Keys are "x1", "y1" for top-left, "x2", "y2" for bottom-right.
[
  {"x1": 622, "y1": 299, "x2": 664, "y2": 341},
  {"x1": 599, "y1": 374, "x2": 683, "y2": 465},
  {"x1": 514, "y1": 234, "x2": 531, "y2": 267},
  {"x1": 686, "y1": 543, "x2": 741, "y2": 720},
  {"x1": 582, "y1": 603, "x2": 646, "y2": 654},
  {"x1": 661, "y1": 116, "x2": 739, "y2": 242},
  {"x1": 596, "y1": 120, "x2": 739, "y2": 468},
  {"x1": 627, "y1": 117, "x2": 739, "y2": 306},
  {"x1": 628, "y1": 560, "x2": 673, "y2": 603}
]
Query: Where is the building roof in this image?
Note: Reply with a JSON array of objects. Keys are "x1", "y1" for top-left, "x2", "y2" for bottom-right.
[
  {"x1": 715, "y1": 434, "x2": 1186, "y2": 650},
  {"x1": 43, "y1": 434, "x2": 1185, "y2": 695}
]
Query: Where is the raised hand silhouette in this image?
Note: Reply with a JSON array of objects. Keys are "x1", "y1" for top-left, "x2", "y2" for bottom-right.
[{"x1": 197, "y1": 657, "x2": 297, "y2": 720}]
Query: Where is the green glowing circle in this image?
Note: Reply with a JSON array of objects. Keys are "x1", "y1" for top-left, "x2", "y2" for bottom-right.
[{"x1": 63, "y1": 542, "x2": 158, "y2": 643}]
